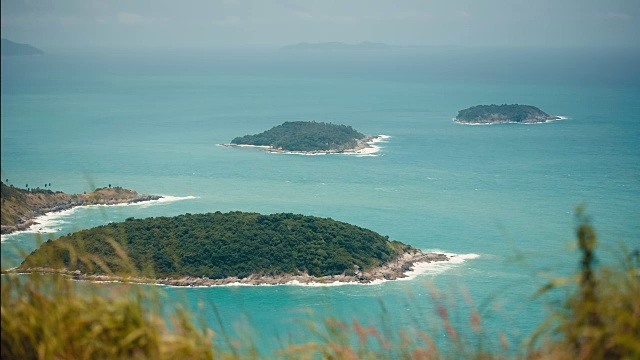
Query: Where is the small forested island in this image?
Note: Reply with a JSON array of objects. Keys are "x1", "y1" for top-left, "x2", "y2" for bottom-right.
[
  {"x1": 454, "y1": 104, "x2": 561, "y2": 124},
  {"x1": 1, "y1": 38, "x2": 44, "y2": 56},
  {"x1": 224, "y1": 121, "x2": 382, "y2": 155},
  {"x1": 1, "y1": 182, "x2": 162, "y2": 235},
  {"x1": 16, "y1": 212, "x2": 448, "y2": 285}
]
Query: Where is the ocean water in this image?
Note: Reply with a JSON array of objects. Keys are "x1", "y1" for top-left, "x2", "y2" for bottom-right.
[{"x1": 2, "y1": 47, "x2": 639, "y2": 354}]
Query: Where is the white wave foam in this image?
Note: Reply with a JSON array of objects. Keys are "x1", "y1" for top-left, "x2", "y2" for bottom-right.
[
  {"x1": 219, "y1": 252, "x2": 479, "y2": 287},
  {"x1": 262, "y1": 134, "x2": 389, "y2": 157},
  {"x1": 64, "y1": 252, "x2": 480, "y2": 289},
  {"x1": 369, "y1": 134, "x2": 391, "y2": 144},
  {"x1": 394, "y1": 252, "x2": 480, "y2": 281},
  {"x1": 132, "y1": 195, "x2": 197, "y2": 207},
  {"x1": 454, "y1": 117, "x2": 568, "y2": 125},
  {"x1": 1, "y1": 195, "x2": 197, "y2": 242},
  {"x1": 351, "y1": 145, "x2": 380, "y2": 156}
]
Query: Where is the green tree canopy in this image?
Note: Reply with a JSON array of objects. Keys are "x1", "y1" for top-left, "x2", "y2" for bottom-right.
[
  {"x1": 456, "y1": 104, "x2": 552, "y2": 122},
  {"x1": 231, "y1": 121, "x2": 366, "y2": 151},
  {"x1": 20, "y1": 212, "x2": 411, "y2": 279}
]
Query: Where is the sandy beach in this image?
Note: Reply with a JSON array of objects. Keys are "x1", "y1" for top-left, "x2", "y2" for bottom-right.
[{"x1": 453, "y1": 116, "x2": 566, "y2": 125}]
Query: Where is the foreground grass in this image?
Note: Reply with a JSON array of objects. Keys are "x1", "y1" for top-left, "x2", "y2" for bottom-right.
[
  {"x1": 2, "y1": 211, "x2": 639, "y2": 359},
  {"x1": 1, "y1": 272, "x2": 216, "y2": 359}
]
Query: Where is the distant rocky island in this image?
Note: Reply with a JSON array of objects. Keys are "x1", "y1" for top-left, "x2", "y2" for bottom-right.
[
  {"x1": 0, "y1": 182, "x2": 162, "y2": 235},
  {"x1": 454, "y1": 104, "x2": 561, "y2": 125},
  {"x1": 15, "y1": 212, "x2": 448, "y2": 285},
  {"x1": 280, "y1": 41, "x2": 393, "y2": 51},
  {"x1": 1, "y1": 38, "x2": 44, "y2": 56},
  {"x1": 223, "y1": 121, "x2": 385, "y2": 155}
]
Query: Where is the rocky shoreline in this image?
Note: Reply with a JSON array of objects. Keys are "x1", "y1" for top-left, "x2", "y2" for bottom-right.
[
  {"x1": 11, "y1": 250, "x2": 449, "y2": 286},
  {"x1": 221, "y1": 135, "x2": 382, "y2": 155},
  {"x1": 1, "y1": 188, "x2": 162, "y2": 235},
  {"x1": 453, "y1": 115, "x2": 562, "y2": 125}
]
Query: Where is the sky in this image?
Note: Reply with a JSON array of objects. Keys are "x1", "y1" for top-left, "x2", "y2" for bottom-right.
[{"x1": 1, "y1": 0, "x2": 639, "y2": 51}]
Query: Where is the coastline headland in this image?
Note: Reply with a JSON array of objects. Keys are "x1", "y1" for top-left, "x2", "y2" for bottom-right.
[{"x1": 1, "y1": 183, "x2": 162, "y2": 235}]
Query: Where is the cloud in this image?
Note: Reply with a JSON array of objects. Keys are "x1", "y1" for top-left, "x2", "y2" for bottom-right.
[
  {"x1": 604, "y1": 12, "x2": 632, "y2": 21},
  {"x1": 60, "y1": 16, "x2": 81, "y2": 26},
  {"x1": 1, "y1": 14, "x2": 55, "y2": 29},
  {"x1": 291, "y1": 11, "x2": 313, "y2": 20},
  {"x1": 456, "y1": 10, "x2": 472, "y2": 20},
  {"x1": 117, "y1": 12, "x2": 154, "y2": 25},
  {"x1": 287, "y1": 11, "x2": 356, "y2": 25},
  {"x1": 329, "y1": 15, "x2": 356, "y2": 25},
  {"x1": 391, "y1": 11, "x2": 432, "y2": 21},
  {"x1": 211, "y1": 15, "x2": 243, "y2": 26},
  {"x1": 86, "y1": 0, "x2": 109, "y2": 11}
]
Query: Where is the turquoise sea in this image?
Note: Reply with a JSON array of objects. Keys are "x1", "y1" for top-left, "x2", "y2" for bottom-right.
[{"x1": 2, "y1": 47, "x2": 639, "y2": 354}]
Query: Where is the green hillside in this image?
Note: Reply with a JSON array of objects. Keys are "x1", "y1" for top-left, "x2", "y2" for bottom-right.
[
  {"x1": 456, "y1": 104, "x2": 558, "y2": 123},
  {"x1": 231, "y1": 121, "x2": 366, "y2": 151},
  {"x1": 19, "y1": 212, "x2": 411, "y2": 279}
]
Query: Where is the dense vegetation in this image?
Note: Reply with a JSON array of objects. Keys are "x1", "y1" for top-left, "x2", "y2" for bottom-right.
[
  {"x1": 19, "y1": 212, "x2": 408, "y2": 279},
  {"x1": 456, "y1": 104, "x2": 553, "y2": 123},
  {"x1": 230, "y1": 121, "x2": 366, "y2": 152}
]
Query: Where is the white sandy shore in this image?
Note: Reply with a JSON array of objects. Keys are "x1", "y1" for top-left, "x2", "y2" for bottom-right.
[
  {"x1": 453, "y1": 116, "x2": 567, "y2": 126},
  {"x1": 13, "y1": 251, "x2": 480, "y2": 288},
  {"x1": 220, "y1": 135, "x2": 391, "y2": 157},
  {"x1": 0, "y1": 195, "x2": 197, "y2": 242},
  {"x1": 277, "y1": 253, "x2": 479, "y2": 287},
  {"x1": 397, "y1": 252, "x2": 480, "y2": 280},
  {"x1": 119, "y1": 251, "x2": 478, "y2": 288}
]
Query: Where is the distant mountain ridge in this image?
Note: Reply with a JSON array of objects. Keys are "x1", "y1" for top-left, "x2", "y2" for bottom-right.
[
  {"x1": 1, "y1": 38, "x2": 44, "y2": 56},
  {"x1": 280, "y1": 41, "x2": 394, "y2": 51}
]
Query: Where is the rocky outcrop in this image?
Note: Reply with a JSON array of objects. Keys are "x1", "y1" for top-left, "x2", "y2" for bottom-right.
[
  {"x1": 455, "y1": 113, "x2": 560, "y2": 124},
  {"x1": 12, "y1": 249, "x2": 449, "y2": 286},
  {"x1": 1, "y1": 185, "x2": 162, "y2": 235}
]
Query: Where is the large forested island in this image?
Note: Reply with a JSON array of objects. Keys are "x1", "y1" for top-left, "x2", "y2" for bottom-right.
[
  {"x1": 225, "y1": 121, "x2": 380, "y2": 154},
  {"x1": 16, "y1": 212, "x2": 448, "y2": 285},
  {"x1": 1, "y1": 182, "x2": 162, "y2": 235},
  {"x1": 454, "y1": 104, "x2": 561, "y2": 124}
]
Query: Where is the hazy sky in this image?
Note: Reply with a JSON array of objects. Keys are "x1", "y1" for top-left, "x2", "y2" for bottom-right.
[{"x1": 1, "y1": 0, "x2": 639, "y2": 51}]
